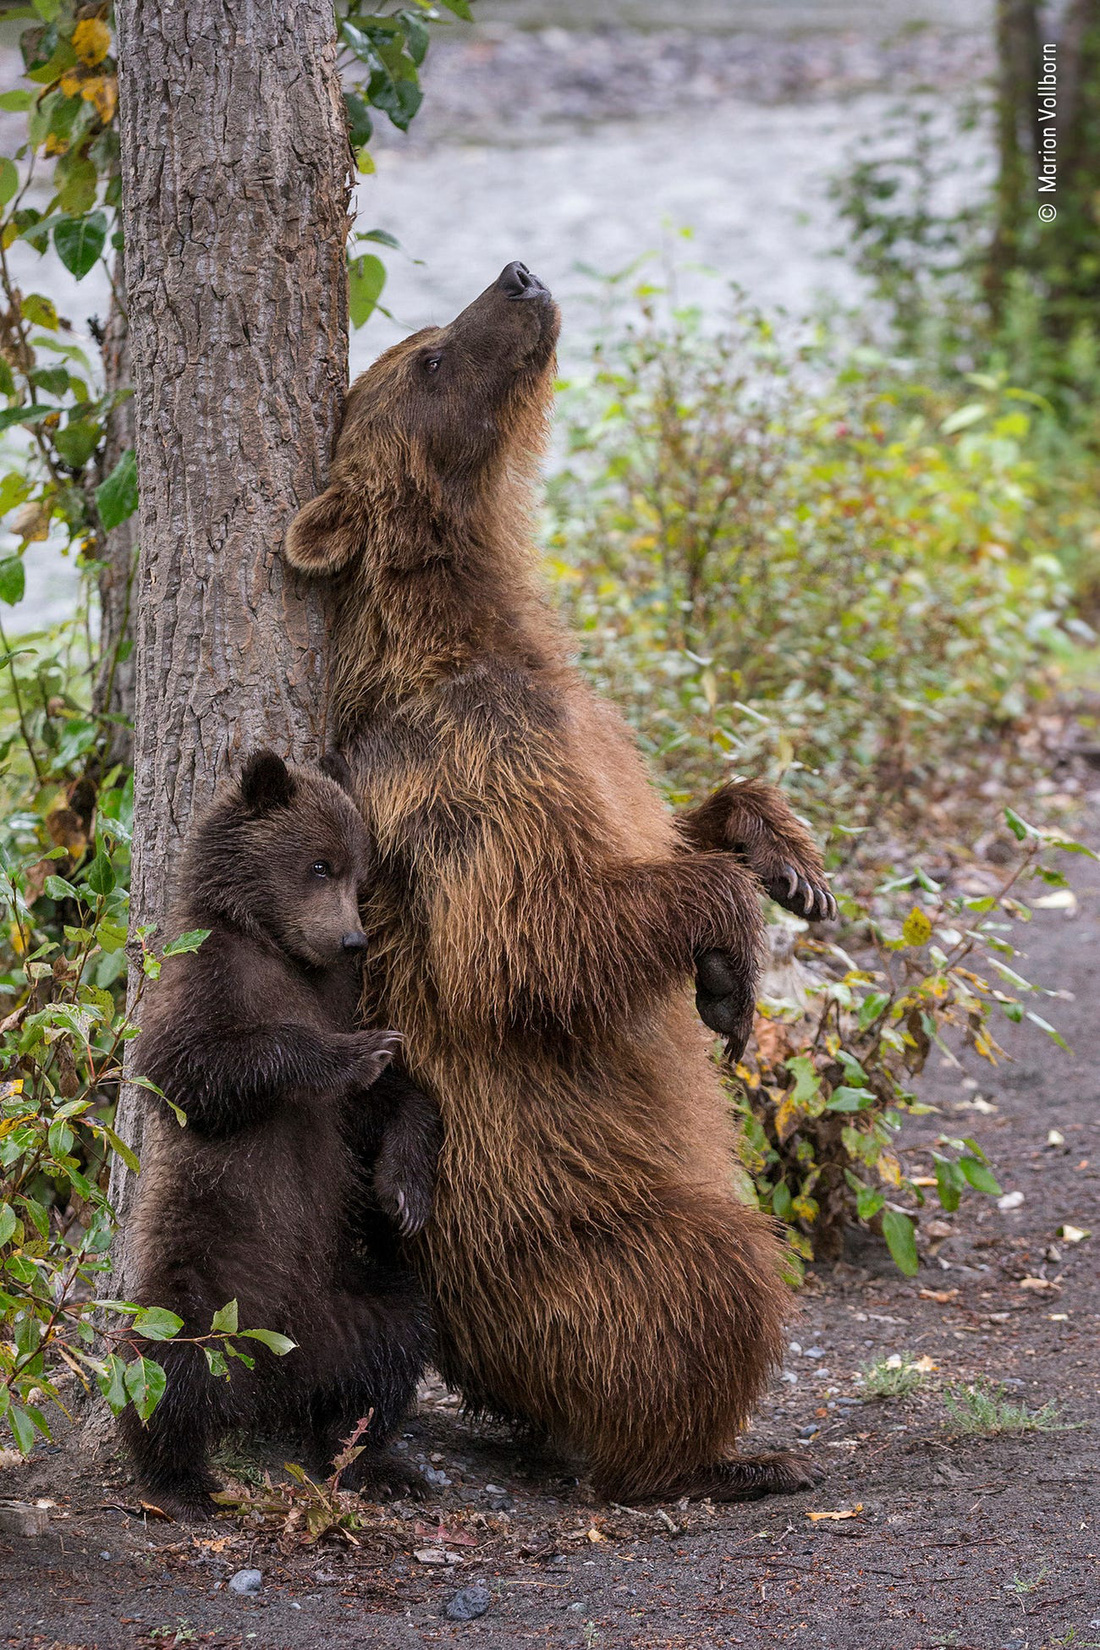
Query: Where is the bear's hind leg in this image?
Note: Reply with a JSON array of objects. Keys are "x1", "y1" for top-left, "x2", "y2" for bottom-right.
[{"x1": 598, "y1": 1449, "x2": 823, "y2": 1506}]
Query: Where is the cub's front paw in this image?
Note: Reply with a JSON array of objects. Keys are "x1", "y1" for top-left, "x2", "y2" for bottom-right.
[
  {"x1": 350, "y1": 1029, "x2": 401, "y2": 1091},
  {"x1": 373, "y1": 1154, "x2": 434, "y2": 1237},
  {"x1": 695, "y1": 949, "x2": 755, "y2": 1063},
  {"x1": 765, "y1": 864, "x2": 837, "y2": 923}
]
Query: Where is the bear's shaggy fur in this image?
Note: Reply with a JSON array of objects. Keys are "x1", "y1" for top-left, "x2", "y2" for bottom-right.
[
  {"x1": 284, "y1": 263, "x2": 827, "y2": 1502},
  {"x1": 121, "y1": 752, "x2": 441, "y2": 1519}
]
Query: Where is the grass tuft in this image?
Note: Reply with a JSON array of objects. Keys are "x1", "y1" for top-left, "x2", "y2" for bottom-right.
[
  {"x1": 943, "y1": 1378, "x2": 1063, "y2": 1435},
  {"x1": 859, "y1": 1352, "x2": 932, "y2": 1399}
]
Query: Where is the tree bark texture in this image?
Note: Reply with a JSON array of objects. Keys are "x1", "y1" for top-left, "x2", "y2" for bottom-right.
[
  {"x1": 92, "y1": 265, "x2": 136, "y2": 770},
  {"x1": 108, "y1": 0, "x2": 352, "y2": 1247},
  {"x1": 988, "y1": 0, "x2": 1040, "y2": 324}
]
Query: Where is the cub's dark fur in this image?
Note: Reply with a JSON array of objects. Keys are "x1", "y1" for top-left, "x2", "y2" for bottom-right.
[{"x1": 121, "y1": 752, "x2": 441, "y2": 1519}]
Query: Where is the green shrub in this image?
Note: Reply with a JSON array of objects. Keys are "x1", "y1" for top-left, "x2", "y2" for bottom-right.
[{"x1": 549, "y1": 295, "x2": 1071, "y2": 828}]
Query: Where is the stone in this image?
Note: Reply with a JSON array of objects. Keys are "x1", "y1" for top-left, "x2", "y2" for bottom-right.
[
  {"x1": 445, "y1": 1584, "x2": 491, "y2": 1621},
  {"x1": 228, "y1": 1568, "x2": 263, "y2": 1596},
  {"x1": 0, "y1": 1502, "x2": 49, "y2": 1537}
]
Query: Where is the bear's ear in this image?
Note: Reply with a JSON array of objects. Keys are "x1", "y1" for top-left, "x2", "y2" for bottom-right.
[
  {"x1": 320, "y1": 749, "x2": 355, "y2": 796},
  {"x1": 240, "y1": 750, "x2": 296, "y2": 813},
  {"x1": 284, "y1": 485, "x2": 362, "y2": 577}
]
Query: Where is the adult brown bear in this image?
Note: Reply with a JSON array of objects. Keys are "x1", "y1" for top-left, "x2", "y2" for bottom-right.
[{"x1": 284, "y1": 264, "x2": 832, "y2": 1502}]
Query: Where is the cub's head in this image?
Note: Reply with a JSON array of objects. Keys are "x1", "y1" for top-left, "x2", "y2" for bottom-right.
[
  {"x1": 284, "y1": 262, "x2": 560, "y2": 576},
  {"x1": 186, "y1": 752, "x2": 370, "y2": 968}
]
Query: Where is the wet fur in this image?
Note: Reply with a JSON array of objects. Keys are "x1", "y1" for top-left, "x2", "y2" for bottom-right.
[
  {"x1": 285, "y1": 270, "x2": 820, "y2": 1502},
  {"x1": 121, "y1": 756, "x2": 440, "y2": 1518}
]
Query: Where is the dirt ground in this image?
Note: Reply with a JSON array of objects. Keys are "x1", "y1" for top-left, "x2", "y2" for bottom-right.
[{"x1": 1, "y1": 801, "x2": 1097, "y2": 1650}]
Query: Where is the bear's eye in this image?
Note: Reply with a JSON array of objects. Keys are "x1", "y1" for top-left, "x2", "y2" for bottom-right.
[
  {"x1": 423, "y1": 354, "x2": 441, "y2": 374},
  {"x1": 311, "y1": 860, "x2": 332, "y2": 879}
]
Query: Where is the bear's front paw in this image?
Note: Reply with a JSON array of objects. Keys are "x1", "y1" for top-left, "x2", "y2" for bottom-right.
[
  {"x1": 694, "y1": 949, "x2": 755, "y2": 1063},
  {"x1": 764, "y1": 863, "x2": 837, "y2": 922}
]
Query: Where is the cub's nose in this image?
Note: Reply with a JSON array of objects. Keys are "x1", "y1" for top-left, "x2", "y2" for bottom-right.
[
  {"x1": 497, "y1": 260, "x2": 549, "y2": 300},
  {"x1": 341, "y1": 930, "x2": 368, "y2": 951}
]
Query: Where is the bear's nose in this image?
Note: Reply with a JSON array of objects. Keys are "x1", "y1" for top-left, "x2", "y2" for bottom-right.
[
  {"x1": 497, "y1": 261, "x2": 549, "y2": 300},
  {"x1": 341, "y1": 930, "x2": 368, "y2": 951}
]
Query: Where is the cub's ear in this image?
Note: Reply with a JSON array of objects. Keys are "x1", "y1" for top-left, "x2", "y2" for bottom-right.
[
  {"x1": 320, "y1": 749, "x2": 355, "y2": 796},
  {"x1": 284, "y1": 485, "x2": 362, "y2": 576},
  {"x1": 240, "y1": 750, "x2": 296, "y2": 812}
]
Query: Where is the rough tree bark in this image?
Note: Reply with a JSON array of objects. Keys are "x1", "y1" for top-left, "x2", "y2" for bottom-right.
[
  {"x1": 108, "y1": 1, "x2": 352, "y2": 1259},
  {"x1": 987, "y1": 0, "x2": 1040, "y2": 325},
  {"x1": 92, "y1": 266, "x2": 136, "y2": 770}
]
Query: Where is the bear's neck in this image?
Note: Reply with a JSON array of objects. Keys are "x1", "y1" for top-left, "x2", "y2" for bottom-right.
[{"x1": 330, "y1": 487, "x2": 568, "y2": 722}]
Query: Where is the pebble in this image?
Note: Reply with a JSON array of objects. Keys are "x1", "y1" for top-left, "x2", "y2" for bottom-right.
[
  {"x1": 445, "y1": 1584, "x2": 491, "y2": 1621},
  {"x1": 484, "y1": 1484, "x2": 506, "y2": 1495},
  {"x1": 423, "y1": 1466, "x2": 452, "y2": 1488},
  {"x1": 228, "y1": 1569, "x2": 263, "y2": 1596},
  {"x1": 998, "y1": 1190, "x2": 1025, "y2": 1210}
]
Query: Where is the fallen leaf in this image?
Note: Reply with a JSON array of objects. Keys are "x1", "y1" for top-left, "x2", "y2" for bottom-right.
[
  {"x1": 998, "y1": 1191, "x2": 1025, "y2": 1210},
  {"x1": 1057, "y1": 1224, "x2": 1090, "y2": 1244},
  {"x1": 1018, "y1": 1276, "x2": 1060, "y2": 1292},
  {"x1": 911, "y1": 1175, "x2": 937, "y2": 1187},
  {"x1": 1075, "y1": 1159, "x2": 1090, "y2": 1171},
  {"x1": 413, "y1": 1547, "x2": 458, "y2": 1566},
  {"x1": 1033, "y1": 889, "x2": 1077, "y2": 911},
  {"x1": 912, "y1": 1355, "x2": 938, "y2": 1373},
  {"x1": 919, "y1": 1288, "x2": 958, "y2": 1304},
  {"x1": 414, "y1": 1521, "x2": 478, "y2": 1547},
  {"x1": 1048, "y1": 1313, "x2": 1069, "y2": 1321},
  {"x1": 807, "y1": 1504, "x2": 863, "y2": 1522},
  {"x1": 587, "y1": 1526, "x2": 607, "y2": 1543}
]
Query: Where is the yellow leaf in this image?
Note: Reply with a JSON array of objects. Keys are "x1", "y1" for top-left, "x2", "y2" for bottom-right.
[
  {"x1": 807, "y1": 1504, "x2": 863, "y2": 1522},
  {"x1": 44, "y1": 134, "x2": 68, "y2": 157},
  {"x1": 72, "y1": 18, "x2": 112, "y2": 67},
  {"x1": 59, "y1": 69, "x2": 85, "y2": 97},
  {"x1": 0, "y1": 1114, "x2": 32, "y2": 1140},
  {"x1": 774, "y1": 1095, "x2": 800, "y2": 1145},
  {"x1": 81, "y1": 75, "x2": 117, "y2": 124},
  {"x1": 876, "y1": 1151, "x2": 902, "y2": 1187},
  {"x1": 8, "y1": 922, "x2": 26, "y2": 957},
  {"x1": 902, "y1": 907, "x2": 932, "y2": 947},
  {"x1": 586, "y1": 1526, "x2": 606, "y2": 1543}
]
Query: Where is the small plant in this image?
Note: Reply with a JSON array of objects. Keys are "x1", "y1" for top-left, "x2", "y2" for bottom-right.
[
  {"x1": 944, "y1": 1379, "x2": 1063, "y2": 1436},
  {"x1": 859, "y1": 1352, "x2": 933, "y2": 1400},
  {"x1": 212, "y1": 1412, "x2": 375, "y2": 1544}
]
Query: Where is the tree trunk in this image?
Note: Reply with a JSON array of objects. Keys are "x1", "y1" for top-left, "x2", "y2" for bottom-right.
[
  {"x1": 987, "y1": 0, "x2": 1040, "y2": 326},
  {"x1": 92, "y1": 265, "x2": 136, "y2": 770},
  {"x1": 108, "y1": 0, "x2": 352, "y2": 1262}
]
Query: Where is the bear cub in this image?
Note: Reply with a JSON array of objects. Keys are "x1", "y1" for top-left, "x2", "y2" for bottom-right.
[{"x1": 121, "y1": 751, "x2": 441, "y2": 1519}]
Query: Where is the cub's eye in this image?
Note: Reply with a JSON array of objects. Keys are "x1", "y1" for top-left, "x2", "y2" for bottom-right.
[
  {"x1": 311, "y1": 860, "x2": 332, "y2": 879},
  {"x1": 424, "y1": 354, "x2": 441, "y2": 374}
]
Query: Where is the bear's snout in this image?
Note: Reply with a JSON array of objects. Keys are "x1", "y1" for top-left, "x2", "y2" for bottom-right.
[{"x1": 496, "y1": 261, "x2": 550, "y2": 301}]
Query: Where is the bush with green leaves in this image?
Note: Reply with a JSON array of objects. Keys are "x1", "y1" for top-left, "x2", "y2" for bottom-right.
[
  {"x1": 549, "y1": 290, "x2": 1071, "y2": 828},
  {"x1": 730, "y1": 811, "x2": 1089, "y2": 1273}
]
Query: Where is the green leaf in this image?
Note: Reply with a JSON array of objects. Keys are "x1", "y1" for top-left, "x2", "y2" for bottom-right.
[
  {"x1": 20, "y1": 292, "x2": 58, "y2": 329},
  {"x1": 344, "y1": 91, "x2": 373, "y2": 150},
  {"x1": 96, "y1": 1352, "x2": 128, "y2": 1415},
  {"x1": 238, "y1": 1327, "x2": 297, "y2": 1356},
  {"x1": 0, "y1": 92, "x2": 33, "y2": 113},
  {"x1": 940, "y1": 402, "x2": 987, "y2": 434},
  {"x1": 348, "y1": 252, "x2": 386, "y2": 329},
  {"x1": 7, "y1": 1403, "x2": 36, "y2": 1455},
  {"x1": 210, "y1": 1299, "x2": 238, "y2": 1335},
  {"x1": 124, "y1": 1355, "x2": 167, "y2": 1422},
  {"x1": 1004, "y1": 807, "x2": 1031, "y2": 841},
  {"x1": 97, "y1": 1124, "x2": 139, "y2": 1176},
  {"x1": 53, "y1": 416, "x2": 100, "y2": 471},
  {"x1": 95, "y1": 447, "x2": 138, "y2": 530},
  {"x1": 133, "y1": 1307, "x2": 183, "y2": 1341},
  {"x1": 439, "y1": 0, "x2": 473, "y2": 16},
  {"x1": 771, "y1": 1180, "x2": 792, "y2": 1220},
  {"x1": 933, "y1": 1155, "x2": 964, "y2": 1213},
  {"x1": 0, "y1": 1203, "x2": 17, "y2": 1247},
  {"x1": 162, "y1": 928, "x2": 211, "y2": 958},
  {"x1": 857, "y1": 990, "x2": 890, "y2": 1030},
  {"x1": 54, "y1": 152, "x2": 96, "y2": 215},
  {"x1": 54, "y1": 210, "x2": 107, "y2": 280},
  {"x1": 0, "y1": 158, "x2": 18, "y2": 211},
  {"x1": 881, "y1": 1208, "x2": 919, "y2": 1276},
  {"x1": 44, "y1": 873, "x2": 80, "y2": 901},
  {"x1": 83, "y1": 849, "x2": 115, "y2": 895},
  {"x1": 855, "y1": 1183, "x2": 885, "y2": 1222},
  {"x1": 958, "y1": 1155, "x2": 1001, "y2": 1197},
  {"x1": 0, "y1": 404, "x2": 53, "y2": 433},
  {"x1": 397, "y1": 7, "x2": 430, "y2": 63},
  {"x1": 0, "y1": 557, "x2": 25, "y2": 606},
  {"x1": 825, "y1": 1084, "x2": 876, "y2": 1112},
  {"x1": 202, "y1": 1345, "x2": 229, "y2": 1379},
  {"x1": 1025, "y1": 1011, "x2": 1070, "y2": 1050}
]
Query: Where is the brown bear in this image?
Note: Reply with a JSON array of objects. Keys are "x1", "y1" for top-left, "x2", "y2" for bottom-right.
[
  {"x1": 121, "y1": 752, "x2": 441, "y2": 1519},
  {"x1": 284, "y1": 263, "x2": 832, "y2": 1503}
]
